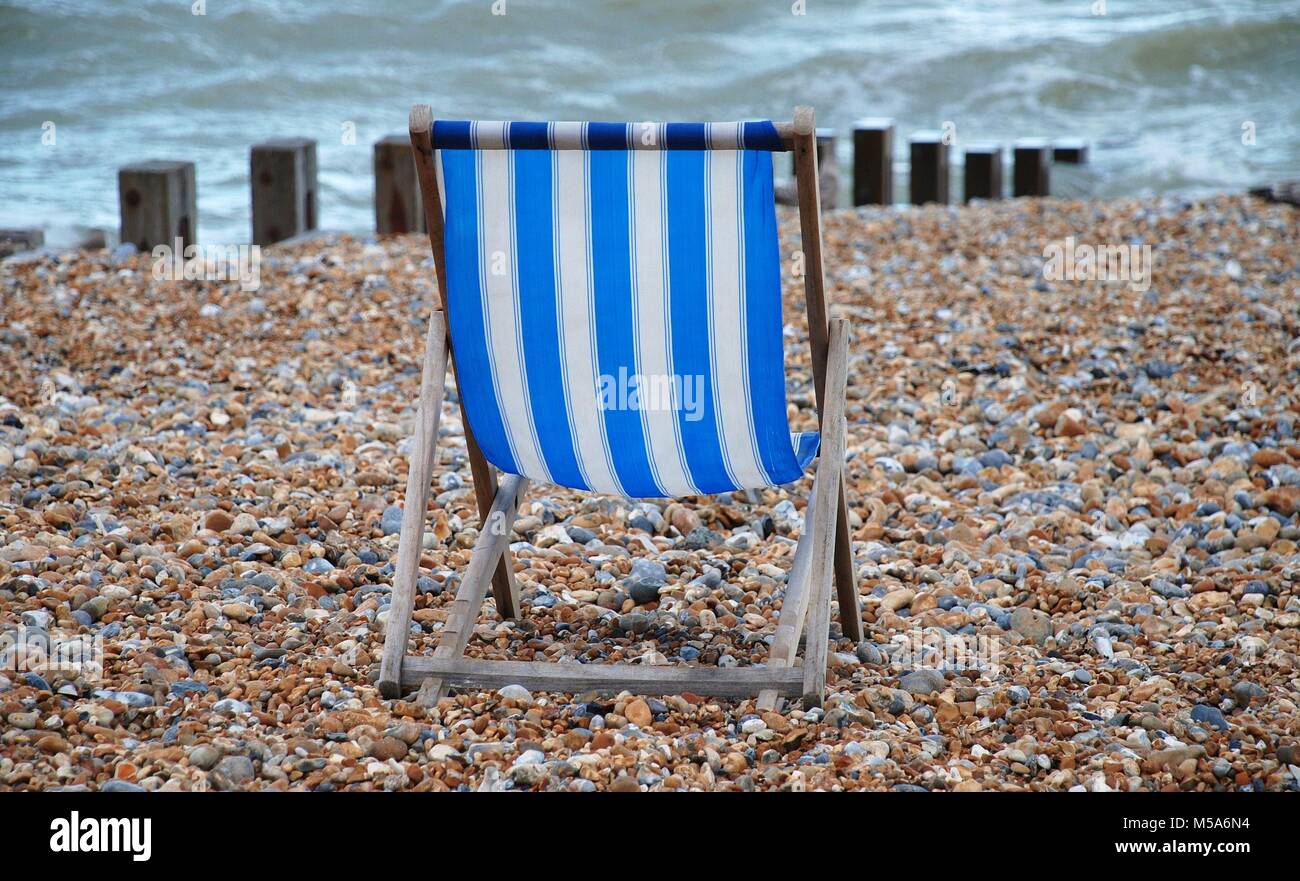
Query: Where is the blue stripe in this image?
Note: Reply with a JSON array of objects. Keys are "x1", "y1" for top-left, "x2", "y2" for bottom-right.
[
  {"x1": 589, "y1": 150, "x2": 660, "y2": 497},
  {"x1": 741, "y1": 121, "x2": 784, "y2": 150},
  {"x1": 665, "y1": 123, "x2": 707, "y2": 150},
  {"x1": 512, "y1": 150, "x2": 588, "y2": 490},
  {"x1": 665, "y1": 150, "x2": 732, "y2": 493},
  {"x1": 741, "y1": 150, "x2": 802, "y2": 485},
  {"x1": 438, "y1": 150, "x2": 518, "y2": 474},
  {"x1": 587, "y1": 122, "x2": 629, "y2": 149},
  {"x1": 432, "y1": 120, "x2": 471, "y2": 149},
  {"x1": 658, "y1": 152, "x2": 696, "y2": 493},
  {"x1": 508, "y1": 121, "x2": 551, "y2": 149},
  {"x1": 793, "y1": 431, "x2": 821, "y2": 466}
]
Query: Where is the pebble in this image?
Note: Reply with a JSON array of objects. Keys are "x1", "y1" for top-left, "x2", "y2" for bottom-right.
[
  {"x1": 381, "y1": 505, "x2": 404, "y2": 536},
  {"x1": 898, "y1": 669, "x2": 945, "y2": 695},
  {"x1": 1232, "y1": 681, "x2": 1266, "y2": 705},
  {"x1": 508, "y1": 760, "x2": 549, "y2": 788},
  {"x1": 229, "y1": 513, "x2": 259, "y2": 535},
  {"x1": 624, "y1": 698, "x2": 653, "y2": 728},
  {"x1": 209, "y1": 756, "x2": 255, "y2": 790},
  {"x1": 1009, "y1": 608, "x2": 1053, "y2": 646},
  {"x1": 370, "y1": 736, "x2": 409, "y2": 761},
  {"x1": 497, "y1": 684, "x2": 532, "y2": 705},
  {"x1": 855, "y1": 642, "x2": 884, "y2": 665},
  {"x1": 624, "y1": 558, "x2": 667, "y2": 605},
  {"x1": 21, "y1": 609, "x2": 52, "y2": 629},
  {"x1": 1190, "y1": 705, "x2": 1230, "y2": 732},
  {"x1": 187, "y1": 745, "x2": 222, "y2": 770}
]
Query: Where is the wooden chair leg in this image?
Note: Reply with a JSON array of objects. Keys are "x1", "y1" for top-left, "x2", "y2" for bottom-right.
[
  {"x1": 756, "y1": 483, "x2": 817, "y2": 712},
  {"x1": 378, "y1": 311, "x2": 449, "y2": 699},
  {"x1": 802, "y1": 318, "x2": 850, "y2": 708},
  {"x1": 832, "y1": 481, "x2": 862, "y2": 642},
  {"x1": 792, "y1": 105, "x2": 862, "y2": 645},
  {"x1": 408, "y1": 103, "x2": 522, "y2": 621},
  {"x1": 465, "y1": 431, "x2": 523, "y2": 618},
  {"x1": 416, "y1": 474, "x2": 529, "y2": 706}
]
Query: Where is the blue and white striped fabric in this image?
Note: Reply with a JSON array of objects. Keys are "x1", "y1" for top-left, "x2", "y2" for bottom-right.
[{"x1": 435, "y1": 119, "x2": 817, "y2": 499}]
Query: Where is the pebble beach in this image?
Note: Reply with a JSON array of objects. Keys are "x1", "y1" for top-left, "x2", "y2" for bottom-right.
[{"x1": 1, "y1": 193, "x2": 1298, "y2": 792}]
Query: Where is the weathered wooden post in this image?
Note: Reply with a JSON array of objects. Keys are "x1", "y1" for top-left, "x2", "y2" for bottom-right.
[
  {"x1": 909, "y1": 131, "x2": 949, "y2": 205},
  {"x1": 0, "y1": 228, "x2": 44, "y2": 258},
  {"x1": 1052, "y1": 139, "x2": 1088, "y2": 164},
  {"x1": 814, "y1": 128, "x2": 838, "y2": 209},
  {"x1": 250, "y1": 138, "x2": 318, "y2": 246},
  {"x1": 780, "y1": 128, "x2": 838, "y2": 207},
  {"x1": 852, "y1": 117, "x2": 894, "y2": 206},
  {"x1": 118, "y1": 160, "x2": 197, "y2": 251},
  {"x1": 1013, "y1": 138, "x2": 1051, "y2": 197},
  {"x1": 963, "y1": 143, "x2": 1003, "y2": 202},
  {"x1": 374, "y1": 134, "x2": 425, "y2": 234}
]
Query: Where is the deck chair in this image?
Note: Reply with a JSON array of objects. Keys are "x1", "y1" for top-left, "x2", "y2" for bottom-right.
[{"x1": 378, "y1": 105, "x2": 860, "y2": 709}]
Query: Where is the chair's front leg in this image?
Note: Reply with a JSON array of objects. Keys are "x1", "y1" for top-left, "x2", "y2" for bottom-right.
[
  {"x1": 379, "y1": 310, "x2": 449, "y2": 699},
  {"x1": 801, "y1": 317, "x2": 850, "y2": 707}
]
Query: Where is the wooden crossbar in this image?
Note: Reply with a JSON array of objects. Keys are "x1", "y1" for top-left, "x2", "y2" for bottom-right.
[{"x1": 401, "y1": 657, "x2": 804, "y2": 699}]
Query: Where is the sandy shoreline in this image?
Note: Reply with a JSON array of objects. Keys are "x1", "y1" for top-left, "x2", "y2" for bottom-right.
[{"x1": 2, "y1": 194, "x2": 1298, "y2": 791}]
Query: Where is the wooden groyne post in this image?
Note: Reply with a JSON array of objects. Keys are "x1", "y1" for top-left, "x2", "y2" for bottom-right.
[
  {"x1": 374, "y1": 134, "x2": 425, "y2": 234},
  {"x1": 1052, "y1": 139, "x2": 1088, "y2": 164},
  {"x1": 1013, "y1": 139, "x2": 1051, "y2": 197},
  {"x1": 852, "y1": 118, "x2": 894, "y2": 206},
  {"x1": 815, "y1": 129, "x2": 839, "y2": 209},
  {"x1": 1, "y1": 229, "x2": 45, "y2": 258},
  {"x1": 909, "y1": 131, "x2": 949, "y2": 205},
  {"x1": 118, "y1": 160, "x2": 197, "y2": 251},
  {"x1": 963, "y1": 143, "x2": 1003, "y2": 202},
  {"x1": 251, "y1": 138, "x2": 318, "y2": 246},
  {"x1": 779, "y1": 128, "x2": 838, "y2": 208}
]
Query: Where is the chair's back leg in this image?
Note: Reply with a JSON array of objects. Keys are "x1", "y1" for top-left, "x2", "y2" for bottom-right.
[
  {"x1": 378, "y1": 311, "x2": 449, "y2": 698},
  {"x1": 409, "y1": 104, "x2": 521, "y2": 619},
  {"x1": 791, "y1": 106, "x2": 862, "y2": 644}
]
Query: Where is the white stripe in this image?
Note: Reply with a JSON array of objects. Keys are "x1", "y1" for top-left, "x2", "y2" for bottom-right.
[
  {"x1": 551, "y1": 122, "x2": 583, "y2": 149},
  {"x1": 712, "y1": 122, "x2": 742, "y2": 149},
  {"x1": 548, "y1": 151, "x2": 586, "y2": 489},
  {"x1": 707, "y1": 149, "x2": 768, "y2": 489},
  {"x1": 554, "y1": 150, "x2": 622, "y2": 494},
  {"x1": 473, "y1": 121, "x2": 508, "y2": 149},
  {"x1": 476, "y1": 150, "x2": 550, "y2": 482},
  {"x1": 631, "y1": 150, "x2": 697, "y2": 497}
]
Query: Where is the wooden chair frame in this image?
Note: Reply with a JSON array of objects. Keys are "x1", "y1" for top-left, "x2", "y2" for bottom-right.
[{"x1": 378, "y1": 105, "x2": 860, "y2": 709}]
